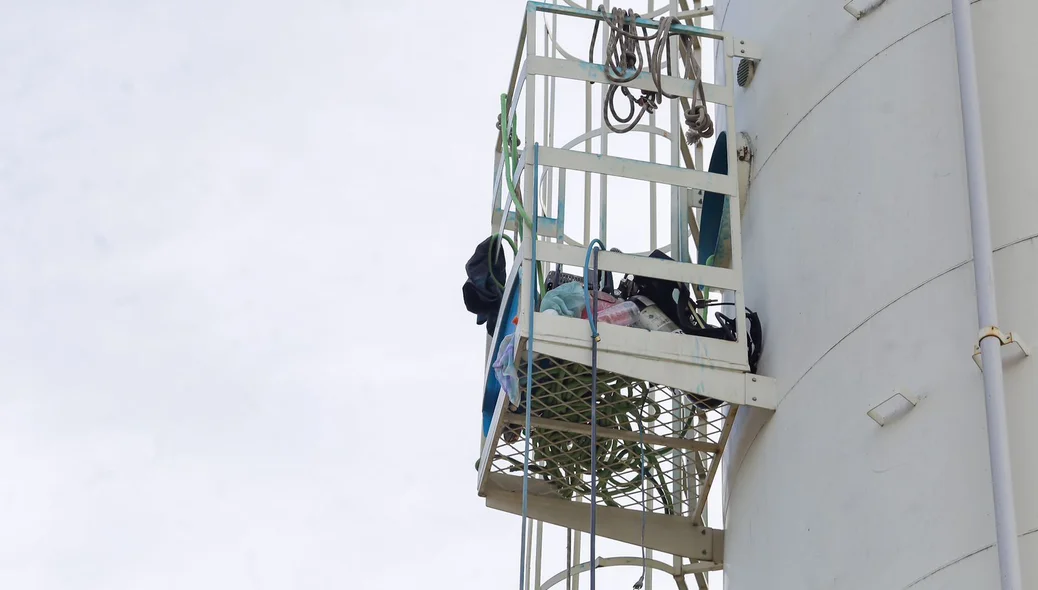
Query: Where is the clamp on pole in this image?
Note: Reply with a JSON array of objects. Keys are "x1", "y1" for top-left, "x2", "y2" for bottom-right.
[{"x1": 973, "y1": 327, "x2": 1031, "y2": 371}]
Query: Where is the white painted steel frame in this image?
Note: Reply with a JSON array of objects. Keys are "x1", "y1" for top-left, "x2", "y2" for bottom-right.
[
  {"x1": 481, "y1": 5, "x2": 772, "y2": 589},
  {"x1": 538, "y1": 556, "x2": 721, "y2": 590},
  {"x1": 504, "y1": 1, "x2": 767, "y2": 402},
  {"x1": 483, "y1": 473, "x2": 725, "y2": 561}
]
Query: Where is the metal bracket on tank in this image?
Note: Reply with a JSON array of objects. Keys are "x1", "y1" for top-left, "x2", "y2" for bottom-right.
[
  {"x1": 736, "y1": 132, "x2": 753, "y2": 218},
  {"x1": 972, "y1": 327, "x2": 1031, "y2": 371},
  {"x1": 730, "y1": 38, "x2": 762, "y2": 61},
  {"x1": 686, "y1": 132, "x2": 753, "y2": 215},
  {"x1": 844, "y1": 0, "x2": 888, "y2": 20}
]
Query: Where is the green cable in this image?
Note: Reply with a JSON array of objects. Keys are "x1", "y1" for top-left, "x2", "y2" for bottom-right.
[
  {"x1": 511, "y1": 369, "x2": 677, "y2": 515},
  {"x1": 488, "y1": 233, "x2": 519, "y2": 291},
  {"x1": 497, "y1": 94, "x2": 547, "y2": 296},
  {"x1": 500, "y1": 94, "x2": 533, "y2": 234}
]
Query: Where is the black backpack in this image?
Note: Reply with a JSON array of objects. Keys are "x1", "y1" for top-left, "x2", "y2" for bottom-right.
[{"x1": 622, "y1": 249, "x2": 763, "y2": 374}]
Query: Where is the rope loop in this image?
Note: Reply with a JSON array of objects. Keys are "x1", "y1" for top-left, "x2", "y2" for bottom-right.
[
  {"x1": 684, "y1": 103, "x2": 714, "y2": 145},
  {"x1": 590, "y1": 7, "x2": 715, "y2": 144}
]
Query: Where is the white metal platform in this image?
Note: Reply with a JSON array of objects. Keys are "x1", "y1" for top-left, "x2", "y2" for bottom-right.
[
  {"x1": 479, "y1": 357, "x2": 734, "y2": 561},
  {"x1": 476, "y1": 3, "x2": 773, "y2": 587}
]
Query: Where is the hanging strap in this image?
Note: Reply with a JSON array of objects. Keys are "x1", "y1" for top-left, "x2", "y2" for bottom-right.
[
  {"x1": 519, "y1": 144, "x2": 541, "y2": 590},
  {"x1": 582, "y1": 238, "x2": 605, "y2": 590}
]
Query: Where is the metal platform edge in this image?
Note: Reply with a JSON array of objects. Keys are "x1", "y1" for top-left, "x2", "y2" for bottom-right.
[{"x1": 483, "y1": 473, "x2": 725, "y2": 561}]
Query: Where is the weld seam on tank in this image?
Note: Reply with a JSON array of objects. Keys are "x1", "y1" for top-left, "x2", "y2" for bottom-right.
[
  {"x1": 903, "y1": 525, "x2": 1038, "y2": 588},
  {"x1": 776, "y1": 232, "x2": 1038, "y2": 410},
  {"x1": 724, "y1": 233, "x2": 1038, "y2": 510},
  {"x1": 746, "y1": 2, "x2": 985, "y2": 186}
]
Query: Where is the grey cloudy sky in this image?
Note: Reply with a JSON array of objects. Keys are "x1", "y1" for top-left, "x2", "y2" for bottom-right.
[{"x1": 0, "y1": 1, "x2": 523, "y2": 587}]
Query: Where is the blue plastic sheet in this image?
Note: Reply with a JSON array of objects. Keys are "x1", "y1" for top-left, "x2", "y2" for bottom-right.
[{"x1": 482, "y1": 271, "x2": 522, "y2": 437}]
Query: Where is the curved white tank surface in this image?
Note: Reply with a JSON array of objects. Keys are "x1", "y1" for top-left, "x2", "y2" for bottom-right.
[{"x1": 719, "y1": 0, "x2": 1038, "y2": 587}]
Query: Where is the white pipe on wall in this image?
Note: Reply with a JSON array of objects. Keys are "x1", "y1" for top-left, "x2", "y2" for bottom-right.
[{"x1": 951, "y1": 1, "x2": 1024, "y2": 588}]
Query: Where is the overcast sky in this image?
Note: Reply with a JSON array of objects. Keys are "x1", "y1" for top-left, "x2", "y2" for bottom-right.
[
  {"x1": 0, "y1": 1, "x2": 528, "y2": 587},
  {"x1": 0, "y1": 2, "x2": 721, "y2": 588}
]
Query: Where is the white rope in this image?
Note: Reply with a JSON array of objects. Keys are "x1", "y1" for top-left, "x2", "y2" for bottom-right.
[{"x1": 589, "y1": 7, "x2": 714, "y2": 144}]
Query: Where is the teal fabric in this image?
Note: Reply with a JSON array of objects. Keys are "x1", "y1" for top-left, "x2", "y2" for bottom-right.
[
  {"x1": 713, "y1": 196, "x2": 733, "y2": 270},
  {"x1": 697, "y1": 131, "x2": 729, "y2": 268},
  {"x1": 539, "y1": 281, "x2": 587, "y2": 318}
]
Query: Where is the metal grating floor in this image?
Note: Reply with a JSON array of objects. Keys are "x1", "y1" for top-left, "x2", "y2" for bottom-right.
[{"x1": 489, "y1": 351, "x2": 737, "y2": 521}]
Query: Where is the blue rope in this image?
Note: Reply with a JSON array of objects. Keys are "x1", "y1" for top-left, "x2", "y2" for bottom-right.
[
  {"x1": 582, "y1": 238, "x2": 605, "y2": 590},
  {"x1": 634, "y1": 409, "x2": 648, "y2": 590},
  {"x1": 519, "y1": 143, "x2": 540, "y2": 590},
  {"x1": 581, "y1": 240, "x2": 649, "y2": 590},
  {"x1": 582, "y1": 239, "x2": 606, "y2": 339}
]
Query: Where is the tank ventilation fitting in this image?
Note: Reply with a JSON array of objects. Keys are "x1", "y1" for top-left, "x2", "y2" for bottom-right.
[{"x1": 736, "y1": 59, "x2": 756, "y2": 88}]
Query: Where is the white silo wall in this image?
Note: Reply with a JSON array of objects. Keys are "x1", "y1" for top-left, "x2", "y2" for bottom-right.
[{"x1": 717, "y1": 0, "x2": 1038, "y2": 587}]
